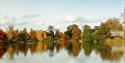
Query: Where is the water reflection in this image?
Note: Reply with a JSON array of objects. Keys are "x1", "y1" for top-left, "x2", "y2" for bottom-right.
[{"x1": 0, "y1": 41, "x2": 125, "y2": 63}]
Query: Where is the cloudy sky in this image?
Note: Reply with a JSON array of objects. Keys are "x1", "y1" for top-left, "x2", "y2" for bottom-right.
[{"x1": 0, "y1": 0, "x2": 124, "y2": 31}]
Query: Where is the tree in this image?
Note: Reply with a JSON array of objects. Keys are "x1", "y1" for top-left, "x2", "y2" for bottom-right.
[
  {"x1": 67, "y1": 24, "x2": 81, "y2": 57},
  {"x1": 82, "y1": 25, "x2": 93, "y2": 45},
  {"x1": 60, "y1": 34, "x2": 68, "y2": 48},
  {"x1": 92, "y1": 23, "x2": 111, "y2": 44},
  {"x1": 81, "y1": 25, "x2": 93, "y2": 56},
  {"x1": 36, "y1": 31, "x2": 43, "y2": 42},
  {"x1": 54, "y1": 29, "x2": 61, "y2": 41},
  {"x1": 6, "y1": 25, "x2": 14, "y2": 40},
  {"x1": 0, "y1": 30, "x2": 7, "y2": 42},
  {"x1": 48, "y1": 25, "x2": 54, "y2": 32},
  {"x1": 65, "y1": 25, "x2": 72, "y2": 39},
  {"x1": 46, "y1": 25, "x2": 54, "y2": 50},
  {"x1": 29, "y1": 28, "x2": 38, "y2": 42},
  {"x1": 14, "y1": 30, "x2": 19, "y2": 39},
  {"x1": 18, "y1": 28, "x2": 29, "y2": 42},
  {"x1": 105, "y1": 18, "x2": 123, "y2": 31},
  {"x1": 71, "y1": 24, "x2": 81, "y2": 40}
]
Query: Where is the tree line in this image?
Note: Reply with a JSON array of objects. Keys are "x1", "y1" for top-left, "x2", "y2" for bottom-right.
[{"x1": 0, "y1": 18, "x2": 125, "y2": 60}]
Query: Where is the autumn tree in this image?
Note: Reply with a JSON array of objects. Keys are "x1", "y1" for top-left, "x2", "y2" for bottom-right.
[
  {"x1": 0, "y1": 30, "x2": 8, "y2": 58},
  {"x1": 29, "y1": 28, "x2": 38, "y2": 42},
  {"x1": 71, "y1": 24, "x2": 81, "y2": 40},
  {"x1": 36, "y1": 31, "x2": 43, "y2": 42},
  {"x1": 105, "y1": 18, "x2": 123, "y2": 31},
  {"x1": 69, "y1": 24, "x2": 81, "y2": 57},
  {"x1": 60, "y1": 34, "x2": 68, "y2": 48},
  {"x1": 0, "y1": 29, "x2": 7, "y2": 42},
  {"x1": 14, "y1": 30, "x2": 19, "y2": 39},
  {"x1": 92, "y1": 23, "x2": 111, "y2": 44},
  {"x1": 6, "y1": 25, "x2": 15, "y2": 41}
]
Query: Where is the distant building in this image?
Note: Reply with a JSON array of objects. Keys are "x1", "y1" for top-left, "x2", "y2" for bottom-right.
[
  {"x1": 111, "y1": 19, "x2": 125, "y2": 37},
  {"x1": 111, "y1": 31, "x2": 124, "y2": 37}
]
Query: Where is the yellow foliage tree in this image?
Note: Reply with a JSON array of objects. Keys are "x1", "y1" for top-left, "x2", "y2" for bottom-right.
[
  {"x1": 105, "y1": 18, "x2": 123, "y2": 31},
  {"x1": 6, "y1": 26, "x2": 14, "y2": 40},
  {"x1": 36, "y1": 31, "x2": 47, "y2": 42},
  {"x1": 36, "y1": 31, "x2": 43, "y2": 42}
]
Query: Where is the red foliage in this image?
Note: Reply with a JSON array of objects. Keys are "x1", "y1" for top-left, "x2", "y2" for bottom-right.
[
  {"x1": 61, "y1": 35, "x2": 68, "y2": 48},
  {"x1": 0, "y1": 30, "x2": 5, "y2": 41}
]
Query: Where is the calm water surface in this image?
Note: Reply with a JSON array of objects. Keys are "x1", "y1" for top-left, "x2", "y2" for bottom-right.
[{"x1": 0, "y1": 42, "x2": 125, "y2": 63}]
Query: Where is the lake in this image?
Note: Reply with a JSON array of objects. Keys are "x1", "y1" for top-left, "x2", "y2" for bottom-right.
[{"x1": 0, "y1": 42, "x2": 125, "y2": 63}]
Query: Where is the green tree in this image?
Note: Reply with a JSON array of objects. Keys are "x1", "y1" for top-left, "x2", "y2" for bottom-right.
[
  {"x1": 65, "y1": 25, "x2": 72, "y2": 39},
  {"x1": 18, "y1": 28, "x2": 29, "y2": 42},
  {"x1": 92, "y1": 23, "x2": 111, "y2": 44},
  {"x1": 48, "y1": 25, "x2": 54, "y2": 32},
  {"x1": 54, "y1": 29, "x2": 61, "y2": 41},
  {"x1": 46, "y1": 25, "x2": 54, "y2": 51},
  {"x1": 81, "y1": 25, "x2": 93, "y2": 45},
  {"x1": 81, "y1": 25, "x2": 93, "y2": 56}
]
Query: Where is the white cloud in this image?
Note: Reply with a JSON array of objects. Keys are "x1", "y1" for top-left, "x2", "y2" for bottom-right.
[
  {"x1": 1, "y1": 16, "x2": 16, "y2": 25},
  {"x1": 0, "y1": 15, "x2": 47, "y2": 31},
  {"x1": 1, "y1": 14, "x2": 43, "y2": 24},
  {"x1": 1, "y1": 15, "x2": 105, "y2": 32},
  {"x1": 22, "y1": 14, "x2": 40, "y2": 19},
  {"x1": 55, "y1": 16, "x2": 103, "y2": 31},
  {"x1": 64, "y1": 15, "x2": 78, "y2": 22}
]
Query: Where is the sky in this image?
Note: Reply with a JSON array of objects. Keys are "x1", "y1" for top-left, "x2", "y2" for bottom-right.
[{"x1": 0, "y1": 0, "x2": 124, "y2": 31}]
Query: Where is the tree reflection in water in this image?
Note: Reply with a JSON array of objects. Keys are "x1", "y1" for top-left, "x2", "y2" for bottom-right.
[
  {"x1": 7, "y1": 44, "x2": 14, "y2": 59},
  {"x1": 96, "y1": 44, "x2": 124, "y2": 61},
  {"x1": 0, "y1": 41, "x2": 124, "y2": 62}
]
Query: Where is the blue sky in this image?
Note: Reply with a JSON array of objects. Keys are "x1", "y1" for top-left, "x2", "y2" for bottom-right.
[{"x1": 0, "y1": 0, "x2": 124, "y2": 31}]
